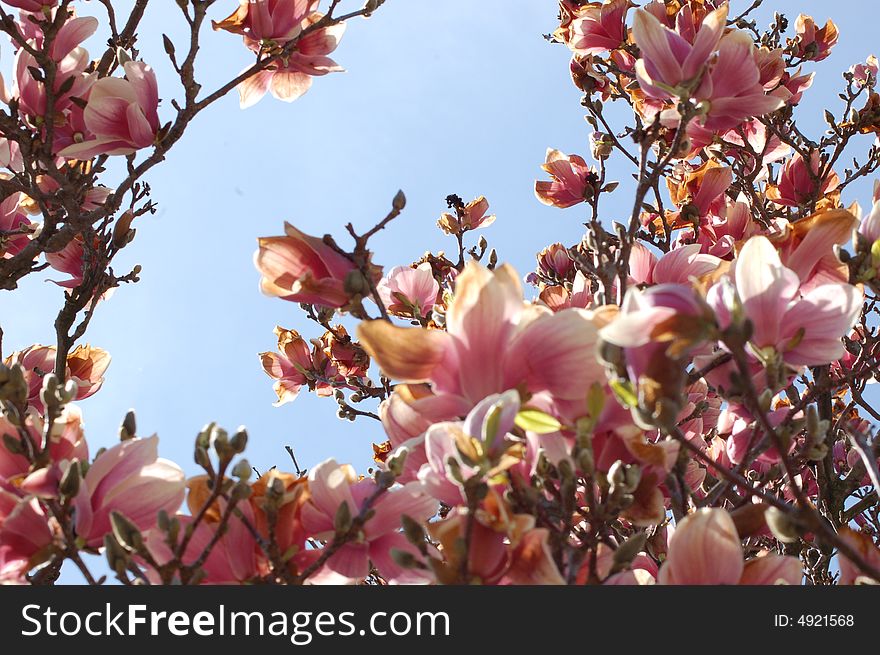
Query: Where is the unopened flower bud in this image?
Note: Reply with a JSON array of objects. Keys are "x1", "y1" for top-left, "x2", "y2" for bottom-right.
[
  {"x1": 119, "y1": 409, "x2": 137, "y2": 441},
  {"x1": 765, "y1": 506, "x2": 800, "y2": 543}
]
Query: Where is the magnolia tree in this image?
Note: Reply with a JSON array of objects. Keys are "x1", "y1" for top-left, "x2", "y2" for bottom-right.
[{"x1": 0, "y1": 0, "x2": 879, "y2": 586}]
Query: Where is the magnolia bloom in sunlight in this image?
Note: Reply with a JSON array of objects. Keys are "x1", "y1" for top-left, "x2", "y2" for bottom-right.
[
  {"x1": 691, "y1": 31, "x2": 785, "y2": 132},
  {"x1": 0, "y1": 191, "x2": 32, "y2": 258},
  {"x1": 851, "y1": 56, "x2": 879, "y2": 89},
  {"x1": 628, "y1": 242, "x2": 721, "y2": 286},
  {"x1": 73, "y1": 436, "x2": 185, "y2": 548},
  {"x1": 4, "y1": 344, "x2": 110, "y2": 412},
  {"x1": 59, "y1": 61, "x2": 160, "y2": 159},
  {"x1": 259, "y1": 326, "x2": 313, "y2": 405},
  {"x1": 437, "y1": 196, "x2": 495, "y2": 234},
  {"x1": 792, "y1": 15, "x2": 838, "y2": 62},
  {"x1": 301, "y1": 459, "x2": 438, "y2": 584},
  {"x1": 560, "y1": 0, "x2": 631, "y2": 55},
  {"x1": 3, "y1": 0, "x2": 58, "y2": 11},
  {"x1": 534, "y1": 149, "x2": 598, "y2": 208},
  {"x1": 631, "y1": 4, "x2": 727, "y2": 99},
  {"x1": 212, "y1": 0, "x2": 319, "y2": 43},
  {"x1": 708, "y1": 235, "x2": 862, "y2": 370},
  {"x1": 658, "y1": 508, "x2": 802, "y2": 584},
  {"x1": 238, "y1": 15, "x2": 345, "y2": 108},
  {"x1": 766, "y1": 152, "x2": 840, "y2": 208},
  {"x1": 254, "y1": 222, "x2": 358, "y2": 307},
  {"x1": 376, "y1": 263, "x2": 439, "y2": 319},
  {"x1": 0, "y1": 488, "x2": 56, "y2": 581},
  {"x1": 358, "y1": 262, "x2": 606, "y2": 417}
]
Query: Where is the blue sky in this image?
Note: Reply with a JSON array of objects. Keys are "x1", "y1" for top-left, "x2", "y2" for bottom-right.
[{"x1": 0, "y1": 0, "x2": 875, "y2": 581}]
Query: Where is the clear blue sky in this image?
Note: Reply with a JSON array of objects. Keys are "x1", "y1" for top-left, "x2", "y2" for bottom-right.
[{"x1": 0, "y1": 1, "x2": 874, "y2": 581}]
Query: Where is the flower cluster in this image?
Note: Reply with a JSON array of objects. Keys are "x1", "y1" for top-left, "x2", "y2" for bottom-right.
[{"x1": 2, "y1": 0, "x2": 880, "y2": 588}]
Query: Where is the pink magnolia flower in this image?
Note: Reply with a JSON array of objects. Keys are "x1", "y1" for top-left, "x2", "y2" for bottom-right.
[
  {"x1": 708, "y1": 235, "x2": 862, "y2": 369},
  {"x1": 562, "y1": 0, "x2": 632, "y2": 55},
  {"x1": 837, "y1": 527, "x2": 880, "y2": 585},
  {"x1": 858, "y1": 183, "x2": 880, "y2": 244},
  {"x1": 631, "y1": 4, "x2": 727, "y2": 99},
  {"x1": 0, "y1": 192, "x2": 32, "y2": 258},
  {"x1": 212, "y1": 0, "x2": 319, "y2": 43},
  {"x1": 437, "y1": 196, "x2": 496, "y2": 234},
  {"x1": 658, "y1": 508, "x2": 801, "y2": 584},
  {"x1": 691, "y1": 31, "x2": 785, "y2": 132},
  {"x1": 792, "y1": 15, "x2": 838, "y2": 62},
  {"x1": 254, "y1": 222, "x2": 360, "y2": 308},
  {"x1": 301, "y1": 459, "x2": 438, "y2": 584},
  {"x1": 238, "y1": 15, "x2": 345, "y2": 108},
  {"x1": 773, "y1": 66, "x2": 814, "y2": 106},
  {"x1": 376, "y1": 263, "x2": 439, "y2": 319},
  {"x1": 534, "y1": 149, "x2": 598, "y2": 208},
  {"x1": 766, "y1": 152, "x2": 840, "y2": 208},
  {"x1": 59, "y1": 61, "x2": 160, "y2": 159},
  {"x1": 259, "y1": 326, "x2": 314, "y2": 406},
  {"x1": 73, "y1": 435, "x2": 185, "y2": 548},
  {"x1": 0, "y1": 487, "x2": 56, "y2": 579},
  {"x1": 358, "y1": 262, "x2": 607, "y2": 418},
  {"x1": 4, "y1": 343, "x2": 110, "y2": 412},
  {"x1": 851, "y1": 55, "x2": 879, "y2": 89},
  {"x1": 0, "y1": 404, "x2": 87, "y2": 492},
  {"x1": 419, "y1": 390, "x2": 520, "y2": 506},
  {"x1": 628, "y1": 242, "x2": 721, "y2": 286},
  {"x1": 145, "y1": 508, "x2": 262, "y2": 584},
  {"x1": 3, "y1": 0, "x2": 58, "y2": 12},
  {"x1": 13, "y1": 21, "x2": 97, "y2": 124}
]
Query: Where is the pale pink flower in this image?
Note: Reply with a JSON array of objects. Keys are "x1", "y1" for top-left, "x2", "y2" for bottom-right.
[
  {"x1": 3, "y1": 0, "x2": 58, "y2": 12},
  {"x1": 73, "y1": 435, "x2": 185, "y2": 547},
  {"x1": 0, "y1": 192, "x2": 32, "y2": 259},
  {"x1": 708, "y1": 235, "x2": 862, "y2": 369},
  {"x1": 792, "y1": 15, "x2": 838, "y2": 62},
  {"x1": 534, "y1": 149, "x2": 598, "y2": 208},
  {"x1": 631, "y1": 4, "x2": 727, "y2": 99},
  {"x1": 59, "y1": 61, "x2": 160, "y2": 159},
  {"x1": 628, "y1": 242, "x2": 721, "y2": 286},
  {"x1": 358, "y1": 262, "x2": 606, "y2": 416},
  {"x1": 418, "y1": 390, "x2": 520, "y2": 506},
  {"x1": 692, "y1": 31, "x2": 785, "y2": 132},
  {"x1": 254, "y1": 222, "x2": 359, "y2": 308},
  {"x1": 238, "y1": 15, "x2": 345, "y2": 108},
  {"x1": 4, "y1": 343, "x2": 110, "y2": 412},
  {"x1": 837, "y1": 527, "x2": 880, "y2": 584},
  {"x1": 259, "y1": 326, "x2": 314, "y2": 406},
  {"x1": 301, "y1": 459, "x2": 438, "y2": 584},
  {"x1": 564, "y1": 0, "x2": 632, "y2": 55},
  {"x1": 0, "y1": 487, "x2": 55, "y2": 578},
  {"x1": 658, "y1": 508, "x2": 801, "y2": 584},
  {"x1": 212, "y1": 0, "x2": 319, "y2": 43},
  {"x1": 766, "y1": 152, "x2": 839, "y2": 208},
  {"x1": 376, "y1": 263, "x2": 439, "y2": 319},
  {"x1": 851, "y1": 55, "x2": 879, "y2": 88},
  {"x1": 144, "y1": 505, "x2": 262, "y2": 584},
  {"x1": 437, "y1": 196, "x2": 496, "y2": 234}
]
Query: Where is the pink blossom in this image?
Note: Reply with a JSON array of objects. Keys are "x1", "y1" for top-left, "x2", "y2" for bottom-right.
[
  {"x1": 0, "y1": 192, "x2": 32, "y2": 259},
  {"x1": 692, "y1": 31, "x2": 785, "y2": 132},
  {"x1": 59, "y1": 61, "x2": 160, "y2": 159},
  {"x1": 73, "y1": 435, "x2": 185, "y2": 548},
  {"x1": 212, "y1": 0, "x2": 319, "y2": 43},
  {"x1": 2, "y1": 0, "x2": 58, "y2": 12},
  {"x1": 4, "y1": 343, "x2": 110, "y2": 411},
  {"x1": 0, "y1": 487, "x2": 56, "y2": 579},
  {"x1": 376, "y1": 263, "x2": 439, "y2": 319},
  {"x1": 301, "y1": 459, "x2": 438, "y2": 583},
  {"x1": 238, "y1": 15, "x2": 345, "y2": 108},
  {"x1": 437, "y1": 196, "x2": 496, "y2": 234},
  {"x1": 658, "y1": 508, "x2": 801, "y2": 584},
  {"x1": 358, "y1": 262, "x2": 607, "y2": 417},
  {"x1": 534, "y1": 148, "x2": 598, "y2": 208},
  {"x1": 564, "y1": 0, "x2": 632, "y2": 55},
  {"x1": 631, "y1": 4, "x2": 727, "y2": 100},
  {"x1": 792, "y1": 15, "x2": 838, "y2": 62},
  {"x1": 419, "y1": 390, "x2": 520, "y2": 506},
  {"x1": 254, "y1": 222, "x2": 358, "y2": 308},
  {"x1": 837, "y1": 528, "x2": 880, "y2": 585},
  {"x1": 851, "y1": 55, "x2": 879, "y2": 89},
  {"x1": 628, "y1": 242, "x2": 721, "y2": 286},
  {"x1": 708, "y1": 235, "x2": 862, "y2": 369},
  {"x1": 766, "y1": 152, "x2": 839, "y2": 208}
]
